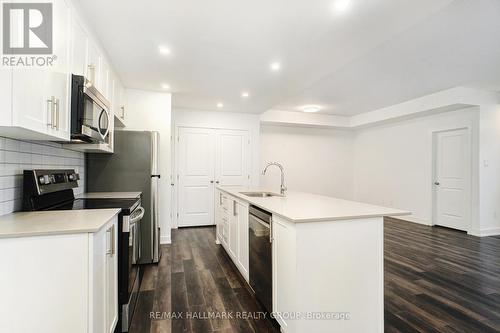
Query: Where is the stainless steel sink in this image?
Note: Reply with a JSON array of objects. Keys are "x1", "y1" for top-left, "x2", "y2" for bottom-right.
[{"x1": 239, "y1": 191, "x2": 284, "y2": 198}]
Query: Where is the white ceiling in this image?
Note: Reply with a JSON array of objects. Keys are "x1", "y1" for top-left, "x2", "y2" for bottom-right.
[{"x1": 77, "y1": 0, "x2": 500, "y2": 115}]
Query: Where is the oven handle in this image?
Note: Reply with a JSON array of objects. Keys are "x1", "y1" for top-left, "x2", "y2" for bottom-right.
[{"x1": 130, "y1": 206, "x2": 145, "y2": 225}]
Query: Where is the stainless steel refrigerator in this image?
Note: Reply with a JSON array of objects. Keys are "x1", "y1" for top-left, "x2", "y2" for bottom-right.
[{"x1": 86, "y1": 130, "x2": 161, "y2": 264}]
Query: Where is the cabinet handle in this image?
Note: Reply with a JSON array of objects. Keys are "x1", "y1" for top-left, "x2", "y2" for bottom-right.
[
  {"x1": 106, "y1": 227, "x2": 112, "y2": 255},
  {"x1": 54, "y1": 98, "x2": 60, "y2": 130},
  {"x1": 233, "y1": 201, "x2": 237, "y2": 216},
  {"x1": 121, "y1": 106, "x2": 125, "y2": 119},
  {"x1": 111, "y1": 224, "x2": 115, "y2": 256},
  {"x1": 107, "y1": 224, "x2": 115, "y2": 256},
  {"x1": 219, "y1": 193, "x2": 222, "y2": 205},
  {"x1": 46, "y1": 98, "x2": 53, "y2": 127},
  {"x1": 88, "y1": 64, "x2": 96, "y2": 84}
]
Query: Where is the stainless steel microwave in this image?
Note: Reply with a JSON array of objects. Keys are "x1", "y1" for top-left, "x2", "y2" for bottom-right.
[{"x1": 70, "y1": 74, "x2": 110, "y2": 143}]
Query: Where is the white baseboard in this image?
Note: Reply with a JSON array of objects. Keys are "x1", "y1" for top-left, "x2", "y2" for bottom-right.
[
  {"x1": 160, "y1": 235, "x2": 171, "y2": 244},
  {"x1": 469, "y1": 228, "x2": 500, "y2": 237}
]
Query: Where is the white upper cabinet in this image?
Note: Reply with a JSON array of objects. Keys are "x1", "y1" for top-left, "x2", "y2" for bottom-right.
[
  {"x1": 99, "y1": 58, "x2": 110, "y2": 101},
  {"x1": 0, "y1": 69, "x2": 12, "y2": 124},
  {"x1": 0, "y1": 0, "x2": 119, "y2": 146},
  {"x1": 87, "y1": 39, "x2": 101, "y2": 87},
  {"x1": 70, "y1": 18, "x2": 88, "y2": 76},
  {"x1": 4, "y1": 0, "x2": 71, "y2": 141},
  {"x1": 113, "y1": 79, "x2": 126, "y2": 127}
]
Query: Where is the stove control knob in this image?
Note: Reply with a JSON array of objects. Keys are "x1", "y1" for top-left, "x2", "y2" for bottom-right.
[
  {"x1": 68, "y1": 173, "x2": 79, "y2": 181},
  {"x1": 39, "y1": 175, "x2": 50, "y2": 185}
]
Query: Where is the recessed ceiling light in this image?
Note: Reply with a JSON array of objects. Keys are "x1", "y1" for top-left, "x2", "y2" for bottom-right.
[
  {"x1": 302, "y1": 105, "x2": 321, "y2": 113},
  {"x1": 270, "y1": 62, "x2": 281, "y2": 71},
  {"x1": 217, "y1": 102, "x2": 224, "y2": 108},
  {"x1": 332, "y1": 0, "x2": 351, "y2": 12},
  {"x1": 161, "y1": 83, "x2": 170, "y2": 90},
  {"x1": 241, "y1": 92, "x2": 250, "y2": 98},
  {"x1": 158, "y1": 45, "x2": 171, "y2": 55}
]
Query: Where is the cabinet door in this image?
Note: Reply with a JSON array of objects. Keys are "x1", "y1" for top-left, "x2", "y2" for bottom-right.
[
  {"x1": 87, "y1": 40, "x2": 101, "y2": 86},
  {"x1": 228, "y1": 199, "x2": 238, "y2": 259},
  {"x1": 70, "y1": 17, "x2": 88, "y2": 76},
  {"x1": 215, "y1": 192, "x2": 223, "y2": 242},
  {"x1": 99, "y1": 58, "x2": 110, "y2": 100},
  {"x1": 106, "y1": 221, "x2": 118, "y2": 333},
  {"x1": 0, "y1": 68, "x2": 12, "y2": 126},
  {"x1": 237, "y1": 202, "x2": 249, "y2": 280},
  {"x1": 12, "y1": 69, "x2": 52, "y2": 134},
  {"x1": 47, "y1": 0, "x2": 70, "y2": 140},
  {"x1": 113, "y1": 80, "x2": 125, "y2": 121},
  {"x1": 11, "y1": 0, "x2": 70, "y2": 140}
]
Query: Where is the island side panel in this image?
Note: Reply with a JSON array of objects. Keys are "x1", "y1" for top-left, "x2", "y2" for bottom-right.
[
  {"x1": 295, "y1": 217, "x2": 384, "y2": 333},
  {"x1": 272, "y1": 215, "x2": 298, "y2": 332}
]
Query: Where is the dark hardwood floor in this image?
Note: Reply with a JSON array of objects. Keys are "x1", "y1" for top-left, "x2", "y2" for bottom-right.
[
  {"x1": 130, "y1": 218, "x2": 500, "y2": 333},
  {"x1": 130, "y1": 226, "x2": 279, "y2": 333}
]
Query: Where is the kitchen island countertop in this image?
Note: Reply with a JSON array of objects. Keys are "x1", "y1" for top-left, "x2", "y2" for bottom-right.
[{"x1": 218, "y1": 186, "x2": 410, "y2": 222}]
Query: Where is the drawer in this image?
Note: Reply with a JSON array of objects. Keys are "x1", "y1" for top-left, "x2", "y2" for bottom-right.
[{"x1": 218, "y1": 192, "x2": 231, "y2": 211}]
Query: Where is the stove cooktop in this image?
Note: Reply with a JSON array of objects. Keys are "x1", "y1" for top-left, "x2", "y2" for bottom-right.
[{"x1": 46, "y1": 198, "x2": 140, "y2": 215}]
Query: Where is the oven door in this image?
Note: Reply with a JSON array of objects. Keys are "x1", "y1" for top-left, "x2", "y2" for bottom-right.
[{"x1": 123, "y1": 206, "x2": 144, "y2": 331}]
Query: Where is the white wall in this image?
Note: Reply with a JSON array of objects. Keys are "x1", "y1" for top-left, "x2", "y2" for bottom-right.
[
  {"x1": 123, "y1": 89, "x2": 172, "y2": 244},
  {"x1": 478, "y1": 105, "x2": 500, "y2": 235},
  {"x1": 260, "y1": 125, "x2": 354, "y2": 199},
  {"x1": 353, "y1": 107, "x2": 480, "y2": 229}
]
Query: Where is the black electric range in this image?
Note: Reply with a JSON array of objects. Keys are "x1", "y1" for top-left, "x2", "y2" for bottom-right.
[{"x1": 22, "y1": 169, "x2": 143, "y2": 333}]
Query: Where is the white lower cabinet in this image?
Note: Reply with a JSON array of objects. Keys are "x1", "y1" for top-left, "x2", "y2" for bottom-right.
[
  {"x1": 216, "y1": 189, "x2": 249, "y2": 281},
  {"x1": 0, "y1": 216, "x2": 118, "y2": 333}
]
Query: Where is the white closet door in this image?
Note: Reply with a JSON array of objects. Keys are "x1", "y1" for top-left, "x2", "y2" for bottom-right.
[
  {"x1": 215, "y1": 129, "x2": 250, "y2": 186},
  {"x1": 177, "y1": 127, "x2": 216, "y2": 227}
]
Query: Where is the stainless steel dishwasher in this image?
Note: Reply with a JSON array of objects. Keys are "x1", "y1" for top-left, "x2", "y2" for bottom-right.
[{"x1": 249, "y1": 205, "x2": 273, "y2": 313}]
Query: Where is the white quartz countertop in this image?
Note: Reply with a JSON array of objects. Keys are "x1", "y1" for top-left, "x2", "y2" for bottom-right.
[
  {"x1": 0, "y1": 209, "x2": 121, "y2": 238},
  {"x1": 77, "y1": 192, "x2": 142, "y2": 199},
  {"x1": 218, "y1": 187, "x2": 410, "y2": 223}
]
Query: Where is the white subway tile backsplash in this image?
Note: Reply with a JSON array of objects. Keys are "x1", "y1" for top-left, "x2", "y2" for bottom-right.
[{"x1": 0, "y1": 136, "x2": 85, "y2": 216}]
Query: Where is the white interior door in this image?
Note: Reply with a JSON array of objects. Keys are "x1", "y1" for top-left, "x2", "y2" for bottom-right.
[
  {"x1": 177, "y1": 128, "x2": 215, "y2": 227},
  {"x1": 215, "y1": 129, "x2": 250, "y2": 186},
  {"x1": 433, "y1": 128, "x2": 471, "y2": 231}
]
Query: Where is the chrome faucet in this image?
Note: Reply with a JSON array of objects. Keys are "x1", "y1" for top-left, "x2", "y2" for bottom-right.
[{"x1": 262, "y1": 162, "x2": 287, "y2": 196}]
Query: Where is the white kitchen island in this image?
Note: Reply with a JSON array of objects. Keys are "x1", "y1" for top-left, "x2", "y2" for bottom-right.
[{"x1": 215, "y1": 187, "x2": 409, "y2": 333}]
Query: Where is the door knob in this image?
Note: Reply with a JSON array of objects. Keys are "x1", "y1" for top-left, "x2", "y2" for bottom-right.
[
  {"x1": 215, "y1": 180, "x2": 220, "y2": 184},
  {"x1": 210, "y1": 180, "x2": 214, "y2": 184},
  {"x1": 434, "y1": 181, "x2": 440, "y2": 185}
]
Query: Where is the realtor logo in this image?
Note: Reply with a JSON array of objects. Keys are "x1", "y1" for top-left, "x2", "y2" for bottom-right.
[{"x1": 2, "y1": 3, "x2": 53, "y2": 54}]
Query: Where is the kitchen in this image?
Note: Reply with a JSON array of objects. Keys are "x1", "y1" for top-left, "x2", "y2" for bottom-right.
[{"x1": 1, "y1": 0, "x2": 500, "y2": 333}]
